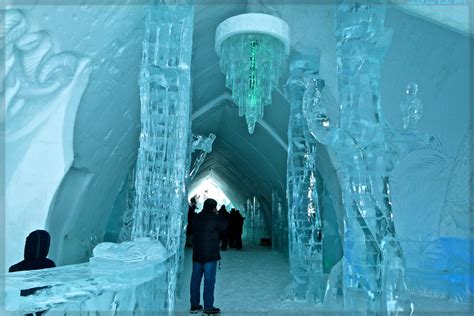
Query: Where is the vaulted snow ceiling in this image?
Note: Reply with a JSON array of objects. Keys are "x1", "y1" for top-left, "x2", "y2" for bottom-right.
[{"x1": 6, "y1": 0, "x2": 470, "y2": 266}]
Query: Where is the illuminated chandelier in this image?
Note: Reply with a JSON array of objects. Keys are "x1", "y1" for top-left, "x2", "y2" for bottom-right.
[{"x1": 215, "y1": 13, "x2": 290, "y2": 134}]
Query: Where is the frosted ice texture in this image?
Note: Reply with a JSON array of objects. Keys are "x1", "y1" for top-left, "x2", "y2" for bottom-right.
[
  {"x1": 285, "y1": 56, "x2": 325, "y2": 304},
  {"x1": 301, "y1": 2, "x2": 430, "y2": 313},
  {"x1": 4, "y1": 248, "x2": 170, "y2": 314},
  {"x1": 118, "y1": 165, "x2": 137, "y2": 242},
  {"x1": 271, "y1": 190, "x2": 288, "y2": 253},
  {"x1": 3, "y1": 9, "x2": 92, "y2": 269},
  {"x1": 92, "y1": 238, "x2": 167, "y2": 263},
  {"x1": 189, "y1": 133, "x2": 216, "y2": 180},
  {"x1": 391, "y1": 131, "x2": 471, "y2": 302},
  {"x1": 132, "y1": 4, "x2": 194, "y2": 310},
  {"x1": 219, "y1": 33, "x2": 286, "y2": 134}
]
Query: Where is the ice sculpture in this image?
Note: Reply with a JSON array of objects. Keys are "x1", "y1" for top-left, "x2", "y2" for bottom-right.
[
  {"x1": 189, "y1": 133, "x2": 216, "y2": 179},
  {"x1": 243, "y1": 197, "x2": 269, "y2": 244},
  {"x1": 215, "y1": 14, "x2": 290, "y2": 134},
  {"x1": 131, "y1": 3, "x2": 194, "y2": 310},
  {"x1": 118, "y1": 165, "x2": 137, "y2": 242},
  {"x1": 285, "y1": 56, "x2": 325, "y2": 304},
  {"x1": 2, "y1": 9, "x2": 91, "y2": 269},
  {"x1": 400, "y1": 83, "x2": 423, "y2": 129},
  {"x1": 301, "y1": 2, "x2": 430, "y2": 314},
  {"x1": 4, "y1": 240, "x2": 170, "y2": 314}
]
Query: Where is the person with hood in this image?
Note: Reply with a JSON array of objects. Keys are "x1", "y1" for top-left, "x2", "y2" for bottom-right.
[
  {"x1": 190, "y1": 198, "x2": 227, "y2": 315},
  {"x1": 9, "y1": 230, "x2": 56, "y2": 315},
  {"x1": 9, "y1": 230, "x2": 56, "y2": 273}
]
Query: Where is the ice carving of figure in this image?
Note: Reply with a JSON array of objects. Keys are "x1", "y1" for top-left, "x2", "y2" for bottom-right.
[
  {"x1": 189, "y1": 133, "x2": 216, "y2": 179},
  {"x1": 400, "y1": 83, "x2": 423, "y2": 129},
  {"x1": 285, "y1": 55, "x2": 325, "y2": 304},
  {"x1": 299, "y1": 2, "x2": 430, "y2": 314}
]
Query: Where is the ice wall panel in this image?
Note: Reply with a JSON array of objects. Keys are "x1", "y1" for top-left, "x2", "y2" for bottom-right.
[{"x1": 3, "y1": 9, "x2": 92, "y2": 270}]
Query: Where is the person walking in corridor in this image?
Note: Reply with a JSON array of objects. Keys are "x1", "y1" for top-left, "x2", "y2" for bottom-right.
[{"x1": 190, "y1": 198, "x2": 227, "y2": 314}]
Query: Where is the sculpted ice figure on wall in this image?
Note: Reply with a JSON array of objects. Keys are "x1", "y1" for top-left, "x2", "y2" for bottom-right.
[
  {"x1": 300, "y1": 2, "x2": 433, "y2": 314},
  {"x1": 2, "y1": 9, "x2": 91, "y2": 270},
  {"x1": 400, "y1": 83, "x2": 423, "y2": 130}
]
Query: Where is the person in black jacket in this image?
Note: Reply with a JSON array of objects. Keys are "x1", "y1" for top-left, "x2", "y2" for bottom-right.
[
  {"x1": 186, "y1": 196, "x2": 198, "y2": 246},
  {"x1": 217, "y1": 205, "x2": 229, "y2": 251},
  {"x1": 9, "y1": 230, "x2": 56, "y2": 316},
  {"x1": 233, "y1": 210, "x2": 244, "y2": 250},
  {"x1": 9, "y1": 230, "x2": 56, "y2": 273},
  {"x1": 190, "y1": 198, "x2": 227, "y2": 315}
]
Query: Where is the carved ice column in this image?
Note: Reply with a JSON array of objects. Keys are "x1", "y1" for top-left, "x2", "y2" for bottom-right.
[
  {"x1": 302, "y1": 2, "x2": 428, "y2": 314},
  {"x1": 132, "y1": 3, "x2": 194, "y2": 310},
  {"x1": 285, "y1": 56, "x2": 325, "y2": 304}
]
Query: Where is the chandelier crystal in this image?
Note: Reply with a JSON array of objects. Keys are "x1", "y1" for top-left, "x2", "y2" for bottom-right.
[{"x1": 216, "y1": 13, "x2": 290, "y2": 134}]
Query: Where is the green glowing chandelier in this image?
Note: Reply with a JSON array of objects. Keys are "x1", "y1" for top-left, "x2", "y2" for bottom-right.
[{"x1": 216, "y1": 13, "x2": 290, "y2": 134}]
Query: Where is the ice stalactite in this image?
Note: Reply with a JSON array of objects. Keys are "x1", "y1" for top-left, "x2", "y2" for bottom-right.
[
  {"x1": 285, "y1": 55, "x2": 325, "y2": 304},
  {"x1": 302, "y1": 2, "x2": 430, "y2": 314},
  {"x1": 131, "y1": 3, "x2": 194, "y2": 310}
]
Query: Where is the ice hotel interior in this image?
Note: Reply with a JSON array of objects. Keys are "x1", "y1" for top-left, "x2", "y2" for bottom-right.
[{"x1": 1, "y1": 0, "x2": 472, "y2": 315}]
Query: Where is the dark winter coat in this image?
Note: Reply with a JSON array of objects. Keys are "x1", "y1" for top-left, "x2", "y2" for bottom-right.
[
  {"x1": 9, "y1": 230, "x2": 56, "y2": 273},
  {"x1": 187, "y1": 204, "x2": 197, "y2": 236},
  {"x1": 229, "y1": 210, "x2": 244, "y2": 234},
  {"x1": 192, "y1": 209, "x2": 227, "y2": 263}
]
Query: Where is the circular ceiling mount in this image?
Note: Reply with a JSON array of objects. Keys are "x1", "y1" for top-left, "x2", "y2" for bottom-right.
[{"x1": 215, "y1": 13, "x2": 291, "y2": 56}]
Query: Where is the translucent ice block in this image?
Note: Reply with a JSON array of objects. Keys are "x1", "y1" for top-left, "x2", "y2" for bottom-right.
[
  {"x1": 285, "y1": 54, "x2": 325, "y2": 304},
  {"x1": 132, "y1": 3, "x2": 194, "y2": 310}
]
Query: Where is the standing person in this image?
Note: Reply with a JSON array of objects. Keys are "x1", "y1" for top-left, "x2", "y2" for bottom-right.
[
  {"x1": 228, "y1": 208, "x2": 237, "y2": 249},
  {"x1": 217, "y1": 205, "x2": 229, "y2": 251},
  {"x1": 234, "y1": 210, "x2": 245, "y2": 250},
  {"x1": 186, "y1": 196, "x2": 198, "y2": 246},
  {"x1": 190, "y1": 198, "x2": 227, "y2": 314}
]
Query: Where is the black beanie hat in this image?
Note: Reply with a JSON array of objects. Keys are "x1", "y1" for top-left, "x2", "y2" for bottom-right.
[{"x1": 203, "y1": 198, "x2": 217, "y2": 211}]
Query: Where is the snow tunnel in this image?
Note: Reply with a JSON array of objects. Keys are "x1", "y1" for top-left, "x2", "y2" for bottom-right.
[{"x1": 2, "y1": 1, "x2": 472, "y2": 315}]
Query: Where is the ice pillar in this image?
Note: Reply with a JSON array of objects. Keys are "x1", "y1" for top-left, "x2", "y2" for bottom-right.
[
  {"x1": 132, "y1": 3, "x2": 194, "y2": 310},
  {"x1": 302, "y1": 2, "x2": 422, "y2": 314},
  {"x1": 271, "y1": 190, "x2": 288, "y2": 253},
  {"x1": 285, "y1": 56, "x2": 325, "y2": 304}
]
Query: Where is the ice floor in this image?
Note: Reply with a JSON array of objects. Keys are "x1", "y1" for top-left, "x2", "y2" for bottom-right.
[
  {"x1": 175, "y1": 243, "x2": 319, "y2": 315},
  {"x1": 174, "y1": 243, "x2": 472, "y2": 315}
]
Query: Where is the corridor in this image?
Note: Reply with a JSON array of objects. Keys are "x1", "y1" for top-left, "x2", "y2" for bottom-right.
[{"x1": 175, "y1": 244, "x2": 319, "y2": 315}]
